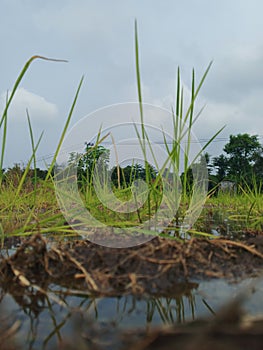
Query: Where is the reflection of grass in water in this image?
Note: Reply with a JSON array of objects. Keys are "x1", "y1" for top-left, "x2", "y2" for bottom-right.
[
  {"x1": 17, "y1": 293, "x2": 198, "y2": 348},
  {"x1": 146, "y1": 293, "x2": 196, "y2": 325},
  {"x1": 79, "y1": 293, "x2": 198, "y2": 326}
]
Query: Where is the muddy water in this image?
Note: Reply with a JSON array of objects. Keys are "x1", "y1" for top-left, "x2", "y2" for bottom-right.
[{"x1": 1, "y1": 277, "x2": 263, "y2": 349}]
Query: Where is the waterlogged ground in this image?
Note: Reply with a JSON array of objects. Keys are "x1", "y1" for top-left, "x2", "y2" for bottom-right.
[
  {"x1": 0, "y1": 233, "x2": 263, "y2": 349},
  {"x1": 1, "y1": 278, "x2": 263, "y2": 349}
]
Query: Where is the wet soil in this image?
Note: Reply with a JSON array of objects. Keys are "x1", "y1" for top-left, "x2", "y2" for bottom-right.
[
  {"x1": 1, "y1": 232, "x2": 263, "y2": 349},
  {"x1": 1, "y1": 233, "x2": 263, "y2": 296}
]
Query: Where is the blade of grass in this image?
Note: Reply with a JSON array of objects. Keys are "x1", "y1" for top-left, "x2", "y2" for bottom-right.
[
  {"x1": 183, "y1": 69, "x2": 196, "y2": 197},
  {"x1": 11, "y1": 131, "x2": 44, "y2": 208},
  {"x1": 190, "y1": 125, "x2": 226, "y2": 165},
  {"x1": 45, "y1": 76, "x2": 84, "y2": 181},
  {"x1": 135, "y1": 19, "x2": 144, "y2": 131},
  {"x1": 0, "y1": 55, "x2": 68, "y2": 129},
  {"x1": 0, "y1": 55, "x2": 67, "y2": 186},
  {"x1": 27, "y1": 110, "x2": 39, "y2": 202},
  {"x1": 135, "y1": 20, "x2": 153, "y2": 221},
  {"x1": 0, "y1": 92, "x2": 8, "y2": 184},
  {"x1": 181, "y1": 61, "x2": 213, "y2": 131}
]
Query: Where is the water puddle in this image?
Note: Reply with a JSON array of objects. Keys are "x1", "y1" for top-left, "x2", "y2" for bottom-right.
[{"x1": 1, "y1": 277, "x2": 263, "y2": 349}]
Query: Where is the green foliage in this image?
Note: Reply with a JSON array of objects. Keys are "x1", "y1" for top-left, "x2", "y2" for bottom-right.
[
  {"x1": 253, "y1": 153, "x2": 263, "y2": 183},
  {"x1": 225, "y1": 134, "x2": 262, "y2": 182},
  {"x1": 213, "y1": 133, "x2": 263, "y2": 189},
  {"x1": 111, "y1": 163, "x2": 157, "y2": 188},
  {"x1": 213, "y1": 154, "x2": 229, "y2": 182},
  {"x1": 239, "y1": 176, "x2": 263, "y2": 230},
  {"x1": 69, "y1": 142, "x2": 110, "y2": 188},
  {"x1": 2, "y1": 164, "x2": 49, "y2": 187}
]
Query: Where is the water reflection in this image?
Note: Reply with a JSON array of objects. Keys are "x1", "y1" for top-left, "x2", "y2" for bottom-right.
[
  {"x1": 1, "y1": 278, "x2": 263, "y2": 349},
  {"x1": 0, "y1": 282, "x2": 197, "y2": 349}
]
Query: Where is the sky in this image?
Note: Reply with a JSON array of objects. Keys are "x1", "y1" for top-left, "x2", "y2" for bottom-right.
[{"x1": 1, "y1": 0, "x2": 263, "y2": 169}]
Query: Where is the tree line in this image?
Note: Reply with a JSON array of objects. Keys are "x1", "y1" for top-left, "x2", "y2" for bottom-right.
[
  {"x1": 2, "y1": 133, "x2": 262, "y2": 193},
  {"x1": 208, "y1": 133, "x2": 263, "y2": 190}
]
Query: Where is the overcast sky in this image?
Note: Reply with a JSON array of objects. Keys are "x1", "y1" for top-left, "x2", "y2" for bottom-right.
[{"x1": 1, "y1": 0, "x2": 263, "y2": 169}]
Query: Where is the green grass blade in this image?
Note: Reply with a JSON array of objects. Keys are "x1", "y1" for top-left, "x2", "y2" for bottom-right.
[
  {"x1": 135, "y1": 19, "x2": 144, "y2": 130},
  {"x1": 45, "y1": 76, "x2": 84, "y2": 181},
  {"x1": 0, "y1": 55, "x2": 67, "y2": 187},
  {"x1": 191, "y1": 125, "x2": 226, "y2": 165},
  {"x1": 0, "y1": 92, "x2": 8, "y2": 183},
  {"x1": 181, "y1": 61, "x2": 213, "y2": 132},
  {"x1": 27, "y1": 110, "x2": 38, "y2": 198},
  {"x1": 0, "y1": 55, "x2": 67, "y2": 129},
  {"x1": 12, "y1": 131, "x2": 44, "y2": 205},
  {"x1": 176, "y1": 67, "x2": 180, "y2": 118}
]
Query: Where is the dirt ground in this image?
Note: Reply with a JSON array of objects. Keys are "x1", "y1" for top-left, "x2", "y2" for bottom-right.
[{"x1": 0, "y1": 232, "x2": 263, "y2": 349}]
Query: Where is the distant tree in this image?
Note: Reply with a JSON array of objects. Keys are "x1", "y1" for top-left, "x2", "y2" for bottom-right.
[
  {"x1": 224, "y1": 134, "x2": 262, "y2": 184},
  {"x1": 68, "y1": 142, "x2": 110, "y2": 188},
  {"x1": 34, "y1": 168, "x2": 49, "y2": 180},
  {"x1": 1, "y1": 164, "x2": 49, "y2": 189},
  {"x1": 3, "y1": 163, "x2": 24, "y2": 186},
  {"x1": 212, "y1": 133, "x2": 263, "y2": 188},
  {"x1": 81, "y1": 142, "x2": 109, "y2": 174},
  {"x1": 212, "y1": 154, "x2": 229, "y2": 182},
  {"x1": 252, "y1": 152, "x2": 263, "y2": 184},
  {"x1": 111, "y1": 162, "x2": 157, "y2": 188}
]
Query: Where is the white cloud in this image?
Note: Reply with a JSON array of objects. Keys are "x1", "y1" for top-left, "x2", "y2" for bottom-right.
[
  {"x1": 0, "y1": 88, "x2": 59, "y2": 124},
  {"x1": 0, "y1": 88, "x2": 60, "y2": 168}
]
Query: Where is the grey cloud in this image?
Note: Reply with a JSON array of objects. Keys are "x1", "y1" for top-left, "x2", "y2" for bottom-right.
[{"x1": 203, "y1": 46, "x2": 263, "y2": 104}]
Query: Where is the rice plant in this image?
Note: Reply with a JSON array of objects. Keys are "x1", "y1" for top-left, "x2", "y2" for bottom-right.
[{"x1": 132, "y1": 21, "x2": 224, "y2": 237}]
